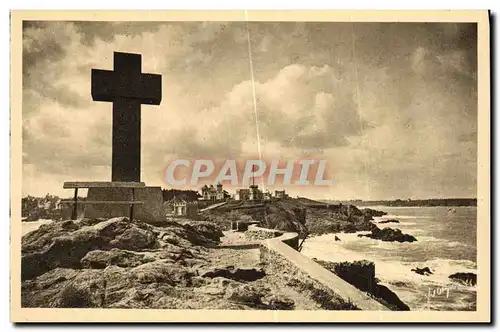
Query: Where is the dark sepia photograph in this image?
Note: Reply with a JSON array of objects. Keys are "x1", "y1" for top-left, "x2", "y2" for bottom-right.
[{"x1": 10, "y1": 10, "x2": 490, "y2": 323}]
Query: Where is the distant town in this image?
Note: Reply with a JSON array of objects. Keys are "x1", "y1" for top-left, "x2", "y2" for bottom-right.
[
  {"x1": 22, "y1": 181, "x2": 477, "y2": 223},
  {"x1": 21, "y1": 182, "x2": 290, "y2": 221}
]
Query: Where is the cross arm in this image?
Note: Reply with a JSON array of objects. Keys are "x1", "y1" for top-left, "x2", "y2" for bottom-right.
[{"x1": 91, "y1": 69, "x2": 162, "y2": 105}]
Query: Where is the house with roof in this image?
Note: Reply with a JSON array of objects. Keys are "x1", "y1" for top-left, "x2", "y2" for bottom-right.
[{"x1": 164, "y1": 196, "x2": 198, "y2": 217}]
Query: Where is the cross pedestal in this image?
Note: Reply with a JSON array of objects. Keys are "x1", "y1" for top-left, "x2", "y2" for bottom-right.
[{"x1": 84, "y1": 186, "x2": 164, "y2": 221}]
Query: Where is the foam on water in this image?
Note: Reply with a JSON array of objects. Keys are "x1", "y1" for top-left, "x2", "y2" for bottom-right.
[{"x1": 302, "y1": 207, "x2": 477, "y2": 311}]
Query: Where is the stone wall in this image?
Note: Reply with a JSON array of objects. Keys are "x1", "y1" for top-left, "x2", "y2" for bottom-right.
[
  {"x1": 261, "y1": 230, "x2": 389, "y2": 311},
  {"x1": 245, "y1": 225, "x2": 283, "y2": 241},
  {"x1": 260, "y1": 245, "x2": 358, "y2": 310}
]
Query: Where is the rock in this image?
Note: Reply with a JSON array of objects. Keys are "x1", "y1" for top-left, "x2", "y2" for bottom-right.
[
  {"x1": 129, "y1": 261, "x2": 194, "y2": 286},
  {"x1": 224, "y1": 284, "x2": 264, "y2": 306},
  {"x1": 374, "y1": 284, "x2": 410, "y2": 311},
  {"x1": 194, "y1": 277, "x2": 240, "y2": 295},
  {"x1": 449, "y1": 272, "x2": 477, "y2": 286},
  {"x1": 202, "y1": 267, "x2": 265, "y2": 282},
  {"x1": 182, "y1": 221, "x2": 224, "y2": 243},
  {"x1": 22, "y1": 220, "x2": 79, "y2": 254},
  {"x1": 101, "y1": 266, "x2": 133, "y2": 305},
  {"x1": 53, "y1": 284, "x2": 97, "y2": 308},
  {"x1": 359, "y1": 227, "x2": 417, "y2": 243},
  {"x1": 263, "y1": 294, "x2": 295, "y2": 310},
  {"x1": 21, "y1": 217, "x2": 220, "y2": 281},
  {"x1": 22, "y1": 268, "x2": 105, "y2": 308},
  {"x1": 378, "y1": 219, "x2": 400, "y2": 224},
  {"x1": 314, "y1": 259, "x2": 376, "y2": 292},
  {"x1": 411, "y1": 267, "x2": 433, "y2": 276},
  {"x1": 361, "y1": 208, "x2": 387, "y2": 218},
  {"x1": 80, "y1": 249, "x2": 154, "y2": 269},
  {"x1": 108, "y1": 225, "x2": 157, "y2": 250}
]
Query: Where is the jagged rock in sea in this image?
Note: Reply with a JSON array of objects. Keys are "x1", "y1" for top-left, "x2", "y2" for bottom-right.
[
  {"x1": 358, "y1": 227, "x2": 417, "y2": 243},
  {"x1": 313, "y1": 258, "x2": 410, "y2": 311},
  {"x1": 411, "y1": 267, "x2": 433, "y2": 276},
  {"x1": 449, "y1": 272, "x2": 477, "y2": 286},
  {"x1": 360, "y1": 208, "x2": 388, "y2": 218},
  {"x1": 378, "y1": 219, "x2": 400, "y2": 224}
]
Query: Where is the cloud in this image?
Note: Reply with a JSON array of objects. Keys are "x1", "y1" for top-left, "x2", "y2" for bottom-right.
[
  {"x1": 21, "y1": 21, "x2": 478, "y2": 199},
  {"x1": 177, "y1": 64, "x2": 367, "y2": 154}
]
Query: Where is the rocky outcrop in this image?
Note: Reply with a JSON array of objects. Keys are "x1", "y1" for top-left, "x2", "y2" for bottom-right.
[
  {"x1": 305, "y1": 205, "x2": 378, "y2": 235},
  {"x1": 22, "y1": 217, "x2": 220, "y2": 279},
  {"x1": 449, "y1": 272, "x2": 477, "y2": 286},
  {"x1": 378, "y1": 219, "x2": 400, "y2": 224},
  {"x1": 21, "y1": 217, "x2": 307, "y2": 310},
  {"x1": 204, "y1": 199, "x2": 385, "y2": 237},
  {"x1": 358, "y1": 227, "x2": 417, "y2": 243},
  {"x1": 313, "y1": 259, "x2": 410, "y2": 311}
]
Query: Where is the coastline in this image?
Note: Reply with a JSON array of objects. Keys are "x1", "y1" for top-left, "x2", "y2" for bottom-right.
[{"x1": 301, "y1": 206, "x2": 477, "y2": 311}]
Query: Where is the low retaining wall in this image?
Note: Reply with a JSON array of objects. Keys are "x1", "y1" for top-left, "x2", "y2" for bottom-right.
[
  {"x1": 261, "y1": 230, "x2": 389, "y2": 311},
  {"x1": 245, "y1": 224, "x2": 283, "y2": 240}
]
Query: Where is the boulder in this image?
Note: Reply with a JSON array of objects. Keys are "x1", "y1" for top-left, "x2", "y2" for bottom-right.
[
  {"x1": 359, "y1": 227, "x2": 417, "y2": 243},
  {"x1": 361, "y1": 208, "x2": 388, "y2": 218},
  {"x1": 129, "y1": 261, "x2": 194, "y2": 286},
  {"x1": 182, "y1": 221, "x2": 224, "y2": 243},
  {"x1": 449, "y1": 272, "x2": 477, "y2": 286}
]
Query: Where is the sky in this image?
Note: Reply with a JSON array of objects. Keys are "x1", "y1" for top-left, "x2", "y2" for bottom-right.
[{"x1": 22, "y1": 21, "x2": 478, "y2": 200}]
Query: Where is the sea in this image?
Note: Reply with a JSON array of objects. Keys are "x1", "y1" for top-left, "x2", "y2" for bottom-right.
[{"x1": 301, "y1": 206, "x2": 477, "y2": 311}]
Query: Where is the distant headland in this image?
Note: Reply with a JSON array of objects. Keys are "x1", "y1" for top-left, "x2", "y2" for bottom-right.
[{"x1": 322, "y1": 198, "x2": 477, "y2": 207}]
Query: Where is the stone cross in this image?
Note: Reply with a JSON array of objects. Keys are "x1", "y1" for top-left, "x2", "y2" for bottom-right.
[{"x1": 91, "y1": 52, "x2": 162, "y2": 182}]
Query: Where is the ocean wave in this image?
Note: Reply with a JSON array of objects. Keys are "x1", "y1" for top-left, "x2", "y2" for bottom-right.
[
  {"x1": 375, "y1": 221, "x2": 418, "y2": 226},
  {"x1": 302, "y1": 234, "x2": 477, "y2": 287},
  {"x1": 374, "y1": 214, "x2": 432, "y2": 220}
]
